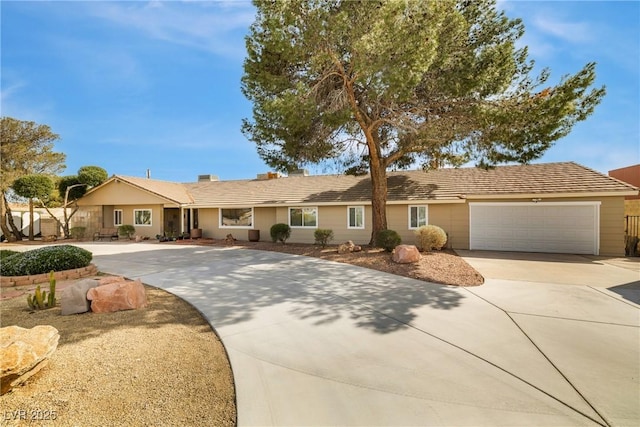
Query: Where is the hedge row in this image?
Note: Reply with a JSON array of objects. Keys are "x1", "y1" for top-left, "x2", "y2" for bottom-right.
[{"x1": 0, "y1": 245, "x2": 93, "y2": 276}]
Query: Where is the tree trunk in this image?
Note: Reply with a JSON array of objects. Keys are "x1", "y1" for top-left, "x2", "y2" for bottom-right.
[
  {"x1": 28, "y1": 198, "x2": 34, "y2": 240},
  {"x1": 2, "y1": 192, "x2": 23, "y2": 241},
  {"x1": 0, "y1": 192, "x2": 12, "y2": 241},
  {"x1": 368, "y1": 160, "x2": 388, "y2": 246}
]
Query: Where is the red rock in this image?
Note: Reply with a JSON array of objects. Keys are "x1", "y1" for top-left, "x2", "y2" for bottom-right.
[
  {"x1": 392, "y1": 245, "x2": 421, "y2": 264},
  {"x1": 86, "y1": 280, "x2": 147, "y2": 313},
  {"x1": 97, "y1": 276, "x2": 126, "y2": 286}
]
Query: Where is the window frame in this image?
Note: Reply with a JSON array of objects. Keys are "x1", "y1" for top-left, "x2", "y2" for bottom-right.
[
  {"x1": 113, "y1": 209, "x2": 123, "y2": 226},
  {"x1": 133, "y1": 209, "x2": 152, "y2": 226},
  {"x1": 289, "y1": 207, "x2": 318, "y2": 228},
  {"x1": 347, "y1": 206, "x2": 365, "y2": 229},
  {"x1": 408, "y1": 205, "x2": 428, "y2": 229},
  {"x1": 219, "y1": 207, "x2": 254, "y2": 229}
]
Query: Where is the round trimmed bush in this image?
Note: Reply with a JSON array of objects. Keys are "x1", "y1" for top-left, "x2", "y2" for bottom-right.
[
  {"x1": 118, "y1": 225, "x2": 136, "y2": 239},
  {"x1": 375, "y1": 229, "x2": 402, "y2": 252},
  {"x1": 270, "y1": 223, "x2": 291, "y2": 244},
  {"x1": 0, "y1": 245, "x2": 93, "y2": 276},
  {"x1": 415, "y1": 225, "x2": 447, "y2": 251}
]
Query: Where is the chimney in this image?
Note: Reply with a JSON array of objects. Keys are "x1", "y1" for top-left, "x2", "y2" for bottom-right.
[
  {"x1": 198, "y1": 174, "x2": 219, "y2": 182},
  {"x1": 146, "y1": 169, "x2": 151, "y2": 179},
  {"x1": 289, "y1": 169, "x2": 309, "y2": 177}
]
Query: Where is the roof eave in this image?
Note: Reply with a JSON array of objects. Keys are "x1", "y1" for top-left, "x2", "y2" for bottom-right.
[{"x1": 466, "y1": 190, "x2": 639, "y2": 200}]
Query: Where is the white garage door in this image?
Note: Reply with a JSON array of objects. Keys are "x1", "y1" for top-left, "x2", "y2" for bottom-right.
[{"x1": 469, "y1": 202, "x2": 600, "y2": 255}]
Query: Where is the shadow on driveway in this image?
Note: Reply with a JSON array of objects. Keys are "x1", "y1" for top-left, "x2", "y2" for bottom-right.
[{"x1": 93, "y1": 246, "x2": 465, "y2": 335}]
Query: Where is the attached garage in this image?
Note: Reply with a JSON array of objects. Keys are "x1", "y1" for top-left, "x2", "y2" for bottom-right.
[{"x1": 469, "y1": 202, "x2": 600, "y2": 255}]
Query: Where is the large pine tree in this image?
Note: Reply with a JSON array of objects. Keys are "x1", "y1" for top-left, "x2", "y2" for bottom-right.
[{"x1": 241, "y1": 0, "x2": 605, "y2": 245}]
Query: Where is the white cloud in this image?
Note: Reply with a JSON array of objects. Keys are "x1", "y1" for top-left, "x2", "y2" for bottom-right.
[
  {"x1": 81, "y1": 1, "x2": 255, "y2": 59},
  {"x1": 532, "y1": 15, "x2": 593, "y2": 44}
]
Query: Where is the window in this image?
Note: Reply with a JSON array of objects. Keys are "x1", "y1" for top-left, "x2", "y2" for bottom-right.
[
  {"x1": 289, "y1": 207, "x2": 317, "y2": 228},
  {"x1": 114, "y1": 209, "x2": 123, "y2": 226},
  {"x1": 220, "y1": 208, "x2": 253, "y2": 228},
  {"x1": 409, "y1": 205, "x2": 428, "y2": 229},
  {"x1": 348, "y1": 206, "x2": 364, "y2": 229},
  {"x1": 134, "y1": 209, "x2": 152, "y2": 226}
]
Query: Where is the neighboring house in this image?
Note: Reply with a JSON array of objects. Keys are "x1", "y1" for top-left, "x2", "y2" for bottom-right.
[
  {"x1": 75, "y1": 162, "x2": 639, "y2": 256},
  {"x1": 609, "y1": 164, "x2": 640, "y2": 249},
  {"x1": 609, "y1": 164, "x2": 640, "y2": 211}
]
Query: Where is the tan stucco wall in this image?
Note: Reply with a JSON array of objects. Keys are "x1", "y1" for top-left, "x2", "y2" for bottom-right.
[{"x1": 112, "y1": 205, "x2": 164, "y2": 238}]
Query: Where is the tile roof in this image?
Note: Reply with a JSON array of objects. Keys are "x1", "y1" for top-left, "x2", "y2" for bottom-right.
[
  {"x1": 112, "y1": 175, "x2": 194, "y2": 204},
  {"x1": 113, "y1": 162, "x2": 638, "y2": 207}
]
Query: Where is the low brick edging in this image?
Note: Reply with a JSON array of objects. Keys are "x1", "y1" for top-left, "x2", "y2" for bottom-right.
[{"x1": 0, "y1": 264, "x2": 98, "y2": 288}]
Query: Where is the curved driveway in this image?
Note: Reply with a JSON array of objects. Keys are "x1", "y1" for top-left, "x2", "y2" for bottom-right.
[{"x1": 84, "y1": 243, "x2": 639, "y2": 426}]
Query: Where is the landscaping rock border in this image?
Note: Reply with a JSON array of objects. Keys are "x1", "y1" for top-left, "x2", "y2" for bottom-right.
[{"x1": 0, "y1": 264, "x2": 98, "y2": 288}]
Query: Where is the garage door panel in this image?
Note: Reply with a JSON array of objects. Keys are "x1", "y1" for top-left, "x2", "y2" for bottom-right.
[{"x1": 470, "y1": 203, "x2": 599, "y2": 255}]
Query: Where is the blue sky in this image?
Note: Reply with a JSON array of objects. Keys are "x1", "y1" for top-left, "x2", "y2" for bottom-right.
[{"x1": 2, "y1": 1, "x2": 638, "y2": 182}]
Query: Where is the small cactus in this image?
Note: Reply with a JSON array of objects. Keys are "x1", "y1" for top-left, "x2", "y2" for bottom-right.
[
  {"x1": 27, "y1": 294, "x2": 36, "y2": 310},
  {"x1": 48, "y1": 271, "x2": 57, "y2": 307},
  {"x1": 25, "y1": 272, "x2": 58, "y2": 310},
  {"x1": 34, "y1": 285, "x2": 45, "y2": 309}
]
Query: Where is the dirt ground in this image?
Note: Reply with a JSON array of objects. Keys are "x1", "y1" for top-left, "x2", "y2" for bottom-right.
[{"x1": 0, "y1": 239, "x2": 483, "y2": 426}]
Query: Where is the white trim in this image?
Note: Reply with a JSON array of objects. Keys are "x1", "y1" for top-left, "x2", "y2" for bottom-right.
[
  {"x1": 469, "y1": 201, "x2": 600, "y2": 255},
  {"x1": 133, "y1": 209, "x2": 152, "y2": 226},
  {"x1": 347, "y1": 206, "x2": 365, "y2": 229},
  {"x1": 289, "y1": 206, "x2": 318, "y2": 228},
  {"x1": 219, "y1": 207, "x2": 254, "y2": 229},
  {"x1": 408, "y1": 205, "x2": 429, "y2": 229},
  {"x1": 113, "y1": 209, "x2": 123, "y2": 226}
]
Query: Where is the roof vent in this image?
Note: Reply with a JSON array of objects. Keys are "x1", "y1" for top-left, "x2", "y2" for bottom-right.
[
  {"x1": 289, "y1": 169, "x2": 309, "y2": 176},
  {"x1": 257, "y1": 172, "x2": 281, "y2": 180},
  {"x1": 198, "y1": 174, "x2": 219, "y2": 182}
]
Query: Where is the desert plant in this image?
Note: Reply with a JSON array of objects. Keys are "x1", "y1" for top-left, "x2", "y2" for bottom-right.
[
  {"x1": 415, "y1": 225, "x2": 448, "y2": 252},
  {"x1": 0, "y1": 245, "x2": 92, "y2": 276},
  {"x1": 26, "y1": 271, "x2": 57, "y2": 310},
  {"x1": 375, "y1": 229, "x2": 402, "y2": 252},
  {"x1": 70, "y1": 226, "x2": 86, "y2": 240},
  {"x1": 270, "y1": 223, "x2": 291, "y2": 244},
  {"x1": 314, "y1": 229, "x2": 334, "y2": 248},
  {"x1": 118, "y1": 224, "x2": 136, "y2": 239}
]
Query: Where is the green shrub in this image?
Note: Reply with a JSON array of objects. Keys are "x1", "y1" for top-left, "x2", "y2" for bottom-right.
[
  {"x1": 375, "y1": 229, "x2": 402, "y2": 252},
  {"x1": 0, "y1": 245, "x2": 92, "y2": 276},
  {"x1": 0, "y1": 249, "x2": 20, "y2": 262},
  {"x1": 314, "y1": 229, "x2": 334, "y2": 248},
  {"x1": 270, "y1": 223, "x2": 291, "y2": 244},
  {"x1": 118, "y1": 224, "x2": 136, "y2": 239},
  {"x1": 415, "y1": 225, "x2": 447, "y2": 251},
  {"x1": 70, "y1": 226, "x2": 86, "y2": 240}
]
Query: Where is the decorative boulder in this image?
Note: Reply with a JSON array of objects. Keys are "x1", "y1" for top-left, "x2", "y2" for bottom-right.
[
  {"x1": 86, "y1": 279, "x2": 147, "y2": 314},
  {"x1": 61, "y1": 278, "x2": 99, "y2": 315},
  {"x1": 392, "y1": 245, "x2": 421, "y2": 264},
  {"x1": 1, "y1": 325, "x2": 60, "y2": 395},
  {"x1": 97, "y1": 276, "x2": 126, "y2": 286},
  {"x1": 337, "y1": 240, "x2": 363, "y2": 254}
]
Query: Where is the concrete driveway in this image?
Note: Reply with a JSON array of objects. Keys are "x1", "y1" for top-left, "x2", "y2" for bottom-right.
[{"x1": 73, "y1": 243, "x2": 640, "y2": 425}]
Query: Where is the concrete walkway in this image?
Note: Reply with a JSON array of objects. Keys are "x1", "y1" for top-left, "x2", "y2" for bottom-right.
[{"x1": 77, "y1": 243, "x2": 640, "y2": 425}]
